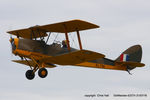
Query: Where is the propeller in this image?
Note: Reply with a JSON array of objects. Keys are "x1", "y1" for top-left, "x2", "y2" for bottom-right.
[
  {"x1": 9, "y1": 34, "x2": 16, "y2": 57},
  {"x1": 9, "y1": 35, "x2": 14, "y2": 50},
  {"x1": 9, "y1": 34, "x2": 13, "y2": 58},
  {"x1": 10, "y1": 35, "x2": 13, "y2": 44}
]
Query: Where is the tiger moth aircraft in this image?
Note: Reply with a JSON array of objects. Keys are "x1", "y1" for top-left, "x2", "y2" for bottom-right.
[{"x1": 7, "y1": 19, "x2": 145, "y2": 80}]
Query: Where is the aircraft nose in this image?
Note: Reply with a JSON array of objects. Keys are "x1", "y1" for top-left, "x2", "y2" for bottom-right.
[
  {"x1": 9, "y1": 38, "x2": 14, "y2": 43},
  {"x1": 9, "y1": 38, "x2": 16, "y2": 51}
]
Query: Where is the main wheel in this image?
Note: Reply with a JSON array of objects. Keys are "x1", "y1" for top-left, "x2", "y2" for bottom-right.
[
  {"x1": 25, "y1": 70, "x2": 35, "y2": 80},
  {"x1": 38, "y1": 68, "x2": 48, "y2": 78}
]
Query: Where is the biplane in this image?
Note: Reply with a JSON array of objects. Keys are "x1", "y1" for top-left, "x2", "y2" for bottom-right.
[{"x1": 7, "y1": 19, "x2": 145, "y2": 80}]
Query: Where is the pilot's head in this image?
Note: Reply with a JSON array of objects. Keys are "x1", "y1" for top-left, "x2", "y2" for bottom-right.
[{"x1": 62, "y1": 40, "x2": 67, "y2": 48}]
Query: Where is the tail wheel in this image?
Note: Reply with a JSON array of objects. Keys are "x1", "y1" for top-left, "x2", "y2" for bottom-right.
[
  {"x1": 25, "y1": 70, "x2": 35, "y2": 80},
  {"x1": 38, "y1": 68, "x2": 48, "y2": 78}
]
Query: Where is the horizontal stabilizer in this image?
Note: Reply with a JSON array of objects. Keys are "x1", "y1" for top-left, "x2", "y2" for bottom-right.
[
  {"x1": 43, "y1": 50, "x2": 105, "y2": 65},
  {"x1": 12, "y1": 60, "x2": 56, "y2": 68},
  {"x1": 115, "y1": 61, "x2": 145, "y2": 67}
]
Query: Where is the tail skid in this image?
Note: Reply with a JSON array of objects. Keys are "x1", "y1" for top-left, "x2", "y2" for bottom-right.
[{"x1": 126, "y1": 68, "x2": 132, "y2": 75}]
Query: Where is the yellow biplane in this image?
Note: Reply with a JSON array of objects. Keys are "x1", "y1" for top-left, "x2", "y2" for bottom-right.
[{"x1": 7, "y1": 19, "x2": 145, "y2": 80}]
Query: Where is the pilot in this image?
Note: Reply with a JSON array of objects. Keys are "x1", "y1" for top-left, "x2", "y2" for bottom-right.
[{"x1": 62, "y1": 40, "x2": 67, "y2": 48}]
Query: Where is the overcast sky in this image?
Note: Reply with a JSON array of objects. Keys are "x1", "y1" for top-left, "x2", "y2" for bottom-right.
[{"x1": 0, "y1": 0, "x2": 150, "y2": 100}]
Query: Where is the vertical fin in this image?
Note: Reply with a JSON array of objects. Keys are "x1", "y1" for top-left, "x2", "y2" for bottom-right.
[{"x1": 116, "y1": 45, "x2": 143, "y2": 70}]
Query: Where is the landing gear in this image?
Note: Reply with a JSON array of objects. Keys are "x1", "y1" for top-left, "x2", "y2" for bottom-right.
[
  {"x1": 25, "y1": 70, "x2": 35, "y2": 80},
  {"x1": 24, "y1": 57, "x2": 48, "y2": 80},
  {"x1": 25, "y1": 68, "x2": 48, "y2": 80},
  {"x1": 38, "y1": 68, "x2": 48, "y2": 78}
]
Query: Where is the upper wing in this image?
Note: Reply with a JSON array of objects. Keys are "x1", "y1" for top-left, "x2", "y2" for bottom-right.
[
  {"x1": 7, "y1": 19, "x2": 99, "y2": 39},
  {"x1": 37, "y1": 19, "x2": 99, "y2": 33},
  {"x1": 7, "y1": 26, "x2": 48, "y2": 39},
  {"x1": 42, "y1": 50, "x2": 105, "y2": 65}
]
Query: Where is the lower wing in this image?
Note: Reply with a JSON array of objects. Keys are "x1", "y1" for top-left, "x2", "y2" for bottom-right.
[
  {"x1": 12, "y1": 60, "x2": 56, "y2": 68},
  {"x1": 42, "y1": 50, "x2": 105, "y2": 65}
]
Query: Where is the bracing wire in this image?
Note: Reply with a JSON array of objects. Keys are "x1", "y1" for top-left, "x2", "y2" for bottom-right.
[
  {"x1": 53, "y1": 33, "x2": 59, "y2": 43},
  {"x1": 69, "y1": 33, "x2": 78, "y2": 48}
]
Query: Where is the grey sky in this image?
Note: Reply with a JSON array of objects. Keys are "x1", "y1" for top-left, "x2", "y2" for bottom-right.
[{"x1": 0, "y1": 0, "x2": 150, "y2": 100}]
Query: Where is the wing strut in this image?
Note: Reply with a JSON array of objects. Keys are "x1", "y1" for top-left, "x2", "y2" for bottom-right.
[
  {"x1": 46, "y1": 32, "x2": 51, "y2": 44},
  {"x1": 64, "y1": 25, "x2": 71, "y2": 51},
  {"x1": 76, "y1": 29, "x2": 82, "y2": 50},
  {"x1": 24, "y1": 57, "x2": 32, "y2": 70}
]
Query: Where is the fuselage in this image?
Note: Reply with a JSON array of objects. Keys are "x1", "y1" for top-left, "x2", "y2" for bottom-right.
[{"x1": 10, "y1": 38, "x2": 129, "y2": 71}]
